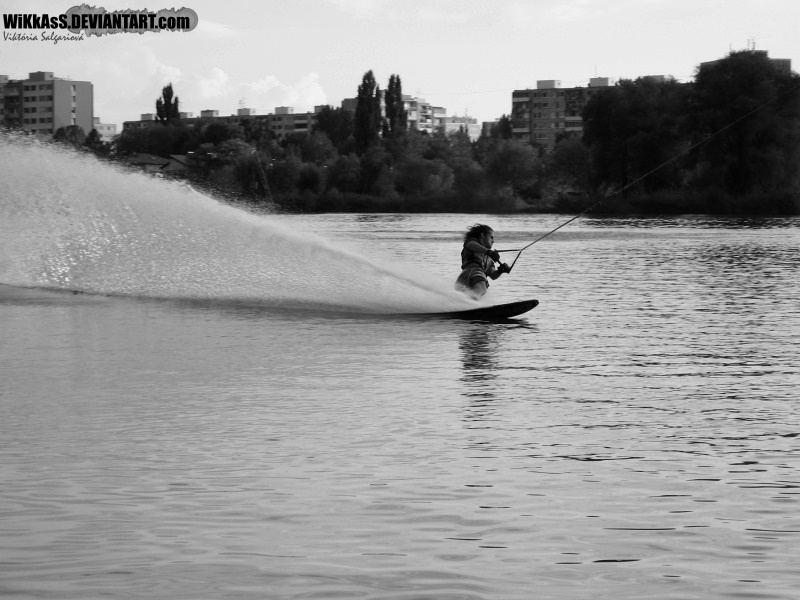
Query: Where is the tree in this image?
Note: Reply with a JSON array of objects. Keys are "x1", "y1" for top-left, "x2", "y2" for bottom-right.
[
  {"x1": 447, "y1": 127, "x2": 474, "y2": 162},
  {"x1": 490, "y1": 115, "x2": 513, "y2": 139},
  {"x1": 300, "y1": 132, "x2": 338, "y2": 165},
  {"x1": 474, "y1": 116, "x2": 514, "y2": 166},
  {"x1": 198, "y1": 120, "x2": 242, "y2": 146},
  {"x1": 484, "y1": 140, "x2": 541, "y2": 200},
  {"x1": 155, "y1": 83, "x2": 180, "y2": 124},
  {"x1": 449, "y1": 155, "x2": 486, "y2": 210},
  {"x1": 354, "y1": 70, "x2": 382, "y2": 155},
  {"x1": 395, "y1": 157, "x2": 453, "y2": 198},
  {"x1": 545, "y1": 137, "x2": 590, "y2": 193},
  {"x1": 241, "y1": 119, "x2": 276, "y2": 150},
  {"x1": 383, "y1": 74, "x2": 408, "y2": 138},
  {"x1": 582, "y1": 85, "x2": 629, "y2": 191},
  {"x1": 326, "y1": 154, "x2": 361, "y2": 194},
  {"x1": 113, "y1": 124, "x2": 192, "y2": 158},
  {"x1": 358, "y1": 144, "x2": 392, "y2": 195},
  {"x1": 84, "y1": 128, "x2": 110, "y2": 157},
  {"x1": 215, "y1": 138, "x2": 252, "y2": 164},
  {"x1": 689, "y1": 50, "x2": 800, "y2": 201},
  {"x1": 270, "y1": 155, "x2": 303, "y2": 195},
  {"x1": 583, "y1": 77, "x2": 690, "y2": 196},
  {"x1": 624, "y1": 77, "x2": 691, "y2": 193},
  {"x1": 313, "y1": 105, "x2": 354, "y2": 152},
  {"x1": 297, "y1": 162, "x2": 325, "y2": 195},
  {"x1": 53, "y1": 125, "x2": 86, "y2": 147}
]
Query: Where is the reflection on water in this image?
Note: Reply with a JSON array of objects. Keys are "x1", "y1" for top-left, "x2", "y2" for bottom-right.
[
  {"x1": 582, "y1": 215, "x2": 800, "y2": 229},
  {"x1": 458, "y1": 321, "x2": 540, "y2": 410},
  {"x1": 2, "y1": 213, "x2": 800, "y2": 600},
  {"x1": 460, "y1": 322, "x2": 501, "y2": 375}
]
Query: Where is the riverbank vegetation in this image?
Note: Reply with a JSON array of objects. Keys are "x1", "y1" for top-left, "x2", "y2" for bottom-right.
[{"x1": 52, "y1": 50, "x2": 800, "y2": 215}]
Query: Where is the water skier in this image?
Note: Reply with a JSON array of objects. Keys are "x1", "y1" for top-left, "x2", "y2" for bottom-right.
[{"x1": 455, "y1": 224, "x2": 511, "y2": 299}]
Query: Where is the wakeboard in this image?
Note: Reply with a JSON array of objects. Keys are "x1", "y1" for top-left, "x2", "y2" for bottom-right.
[{"x1": 415, "y1": 299, "x2": 539, "y2": 321}]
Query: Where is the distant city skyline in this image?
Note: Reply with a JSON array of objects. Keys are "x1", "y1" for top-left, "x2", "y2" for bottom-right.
[{"x1": 2, "y1": 0, "x2": 798, "y2": 130}]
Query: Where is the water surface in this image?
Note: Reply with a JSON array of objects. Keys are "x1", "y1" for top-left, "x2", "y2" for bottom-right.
[{"x1": 1, "y1": 138, "x2": 799, "y2": 599}]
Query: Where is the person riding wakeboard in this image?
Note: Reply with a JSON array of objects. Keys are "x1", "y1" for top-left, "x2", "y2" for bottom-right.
[{"x1": 455, "y1": 223, "x2": 511, "y2": 299}]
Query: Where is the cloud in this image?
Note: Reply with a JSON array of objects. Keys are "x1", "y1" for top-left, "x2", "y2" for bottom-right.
[
  {"x1": 151, "y1": 62, "x2": 183, "y2": 86},
  {"x1": 294, "y1": 72, "x2": 328, "y2": 108},
  {"x1": 196, "y1": 67, "x2": 230, "y2": 98},
  {"x1": 246, "y1": 75, "x2": 288, "y2": 96},
  {"x1": 244, "y1": 72, "x2": 327, "y2": 112},
  {"x1": 70, "y1": 45, "x2": 183, "y2": 124}
]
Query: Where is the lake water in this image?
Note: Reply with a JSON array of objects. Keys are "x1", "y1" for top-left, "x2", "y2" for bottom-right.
[{"x1": 2, "y1": 137, "x2": 800, "y2": 599}]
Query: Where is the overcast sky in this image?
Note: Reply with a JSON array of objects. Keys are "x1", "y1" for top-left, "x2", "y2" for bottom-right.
[{"x1": 2, "y1": 0, "x2": 798, "y2": 130}]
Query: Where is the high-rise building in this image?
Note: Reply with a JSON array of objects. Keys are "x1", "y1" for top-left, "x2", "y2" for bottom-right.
[
  {"x1": 1, "y1": 71, "x2": 93, "y2": 135},
  {"x1": 511, "y1": 77, "x2": 614, "y2": 152}
]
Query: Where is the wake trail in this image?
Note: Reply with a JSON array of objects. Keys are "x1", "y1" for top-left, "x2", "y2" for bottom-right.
[{"x1": 0, "y1": 134, "x2": 473, "y2": 315}]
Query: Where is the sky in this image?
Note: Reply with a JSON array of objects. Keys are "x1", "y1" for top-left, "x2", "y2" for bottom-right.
[{"x1": 2, "y1": 0, "x2": 799, "y2": 131}]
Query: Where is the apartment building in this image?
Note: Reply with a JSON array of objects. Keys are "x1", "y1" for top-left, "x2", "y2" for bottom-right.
[
  {"x1": 93, "y1": 117, "x2": 117, "y2": 142},
  {"x1": 700, "y1": 50, "x2": 791, "y2": 74},
  {"x1": 122, "y1": 89, "x2": 457, "y2": 141},
  {"x1": 443, "y1": 115, "x2": 481, "y2": 141},
  {"x1": 122, "y1": 105, "x2": 317, "y2": 140},
  {"x1": 1, "y1": 71, "x2": 93, "y2": 135},
  {"x1": 267, "y1": 106, "x2": 313, "y2": 138},
  {"x1": 339, "y1": 93, "x2": 448, "y2": 134},
  {"x1": 403, "y1": 95, "x2": 446, "y2": 134},
  {"x1": 511, "y1": 77, "x2": 613, "y2": 152}
]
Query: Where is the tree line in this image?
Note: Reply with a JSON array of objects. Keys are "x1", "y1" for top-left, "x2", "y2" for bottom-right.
[
  {"x1": 577, "y1": 50, "x2": 800, "y2": 214},
  {"x1": 47, "y1": 51, "x2": 800, "y2": 215},
  {"x1": 101, "y1": 74, "x2": 540, "y2": 213}
]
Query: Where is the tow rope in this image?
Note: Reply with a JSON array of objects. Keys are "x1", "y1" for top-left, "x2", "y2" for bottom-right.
[{"x1": 496, "y1": 77, "x2": 800, "y2": 274}]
